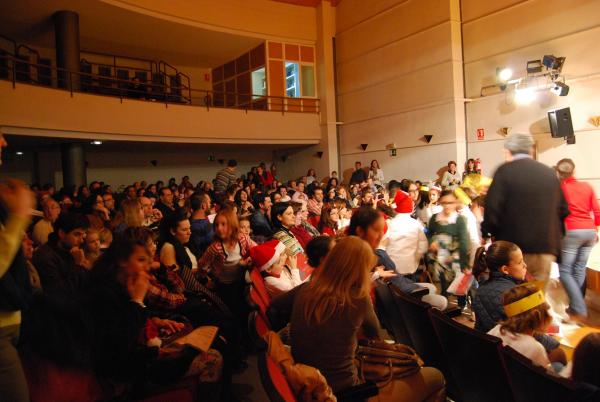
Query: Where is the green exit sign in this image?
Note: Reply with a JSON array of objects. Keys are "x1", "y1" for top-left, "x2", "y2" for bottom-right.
[
  {"x1": 208, "y1": 155, "x2": 215, "y2": 161},
  {"x1": 389, "y1": 149, "x2": 397, "y2": 156}
]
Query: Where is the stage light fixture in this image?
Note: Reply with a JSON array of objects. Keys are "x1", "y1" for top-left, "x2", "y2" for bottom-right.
[
  {"x1": 526, "y1": 60, "x2": 542, "y2": 74},
  {"x1": 91, "y1": 140, "x2": 102, "y2": 145},
  {"x1": 542, "y1": 55, "x2": 565, "y2": 71},
  {"x1": 16, "y1": 151, "x2": 23, "y2": 155},
  {"x1": 551, "y1": 82, "x2": 569, "y2": 96},
  {"x1": 497, "y1": 67, "x2": 513, "y2": 82}
]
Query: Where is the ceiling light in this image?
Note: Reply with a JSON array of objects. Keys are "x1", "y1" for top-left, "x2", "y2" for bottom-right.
[
  {"x1": 551, "y1": 82, "x2": 569, "y2": 96},
  {"x1": 91, "y1": 141, "x2": 102, "y2": 145},
  {"x1": 542, "y1": 55, "x2": 566, "y2": 71},
  {"x1": 526, "y1": 60, "x2": 542, "y2": 74},
  {"x1": 497, "y1": 67, "x2": 513, "y2": 82},
  {"x1": 515, "y1": 85, "x2": 536, "y2": 105},
  {"x1": 16, "y1": 151, "x2": 23, "y2": 155}
]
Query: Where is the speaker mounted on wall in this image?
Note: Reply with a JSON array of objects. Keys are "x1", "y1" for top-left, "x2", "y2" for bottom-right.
[{"x1": 548, "y1": 107, "x2": 574, "y2": 138}]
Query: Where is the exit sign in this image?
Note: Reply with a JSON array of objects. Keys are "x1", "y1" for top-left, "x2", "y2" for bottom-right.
[{"x1": 476, "y1": 128, "x2": 485, "y2": 141}]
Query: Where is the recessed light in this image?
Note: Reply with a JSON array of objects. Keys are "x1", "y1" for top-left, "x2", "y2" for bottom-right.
[
  {"x1": 16, "y1": 151, "x2": 23, "y2": 155},
  {"x1": 91, "y1": 141, "x2": 102, "y2": 145}
]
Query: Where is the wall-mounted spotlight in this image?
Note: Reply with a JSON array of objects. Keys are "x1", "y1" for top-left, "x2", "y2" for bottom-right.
[
  {"x1": 496, "y1": 67, "x2": 513, "y2": 82},
  {"x1": 419, "y1": 135, "x2": 433, "y2": 144},
  {"x1": 217, "y1": 159, "x2": 225, "y2": 165},
  {"x1": 280, "y1": 155, "x2": 288, "y2": 162},
  {"x1": 150, "y1": 160, "x2": 158, "y2": 166},
  {"x1": 526, "y1": 60, "x2": 542, "y2": 74},
  {"x1": 590, "y1": 116, "x2": 600, "y2": 127},
  {"x1": 551, "y1": 82, "x2": 569, "y2": 96},
  {"x1": 515, "y1": 80, "x2": 537, "y2": 104},
  {"x1": 91, "y1": 140, "x2": 102, "y2": 145},
  {"x1": 542, "y1": 55, "x2": 566, "y2": 71},
  {"x1": 499, "y1": 127, "x2": 511, "y2": 136},
  {"x1": 315, "y1": 151, "x2": 324, "y2": 159},
  {"x1": 360, "y1": 144, "x2": 368, "y2": 151}
]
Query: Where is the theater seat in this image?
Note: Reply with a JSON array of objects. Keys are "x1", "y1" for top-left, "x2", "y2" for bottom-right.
[
  {"x1": 429, "y1": 308, "x2": 514, "y2": 402},
  {"x1": 373, "y1": 282, "x2": 413, "y2": 346},
  {"x1": 502, "y1": 346, "x2": 584, "y2": 402},
  {"x1": 249, "y1": 267, "x2": 272, "y2": 306},
  {"x1": 247, "y1": 284, "x2": 272, "y2": 327},
  {"x1": 389, "y1": 284, "x2": 462, "y2": 401}
]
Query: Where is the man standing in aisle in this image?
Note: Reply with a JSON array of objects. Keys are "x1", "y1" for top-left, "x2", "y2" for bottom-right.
[
  {"x1": 482, "y1": 133, "x2": 569, "y2": 282},
  {"x1": 214, "y1": 159, "x2": 238, "y2": 194}
]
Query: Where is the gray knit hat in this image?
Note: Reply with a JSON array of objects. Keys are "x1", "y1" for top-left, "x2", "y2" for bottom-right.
[{"x1": 504, "y1": 133, "x2": 534, "y2": 155}]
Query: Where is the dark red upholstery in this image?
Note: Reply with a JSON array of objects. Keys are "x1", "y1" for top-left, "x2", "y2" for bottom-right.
[
  {"x1": 249, "y1": 267, "x2": 272, "y2": 306},
  {"x1": 258, "y1": 351, "x2": 298, "y2": 402}
]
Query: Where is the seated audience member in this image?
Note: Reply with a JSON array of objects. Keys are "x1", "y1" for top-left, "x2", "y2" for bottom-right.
[
  {"x1": 471, "y1": 241, "x2": 564, "y2": 358},
  {"x1": 289, "y1": 201, "x2": 317, "y2": 249},
  {"x1": 83, "y1": 194, "x2": 111, "y2": 230},
  {"x1": 198, "y1": 208, "x2": 256, "y2": 319},
  {"x1": 256, "y1": 165, "x2": 274, "y2": 189},
  {"x1": 98, "y1": 227, "x2": 113, "y2": 250},
  {"x1": 291, "y1": 181, "x2": 308, "y2": 203},
  {"x1": 83, "y1": 228, "x2": 102, "y2": 266},
  {"x1": 334, "y1": 199, "x2": 352, "y2": 230},
  {"x1": 415, "y1": 185, "x2": 442, "y2": 227},
  {"x1": 159, "y1": 213, "x2": 199, "y2": 289},
  {"x1": 349, "y1": 207, "x2": 447, "y2": 310},
  {"x1": 85, "y1": 238, "x2": 223, "y2": 392},
  {"x1": 249, "y1": 193, "x2": 273, "y2": 239},
  {"x1": 22, "y1": 233, "x2": 42, "y2": 293},
  {"x1": 488, "y1": 283, "x2": 565, "y2": 373},
  {"x1": 272, "y1": 202, "x2": 304, "y2": 256},
  {"x1": 234, "y1": 189, "x2": 254, "y2": 217},
  {"x1": 288, "y1": 236, "x2": 446, "y2": 400},
  {"x1": 188, "y1": 193, "x2": 214, "y2": 257},
  {"x1": 306, "y1": 168, "x2": 317, "y2": 185},
  {"x1": 318, "y1": 202, "x2": 339, "y2": 237},
  {"x1": 32, "y1": 197, "x2": 61, "y2": 246},
  {"x1": 139, "y1": 196, "x2": 163, "y2": 233},
  {"x1": 251, "y1": 239, "x2": 303, "y2": 298},
  {"x1": 278, "y1": 185, "x2": 291, "y2": 202},
  {"x1": 239, "y1": 216, "x2": 252, "y2": 237},
  {"x1": 570, "y1": 333, "x2": 600, "y2": 388},
  {"x1": 307, "y1": 187, "x2": 324, "y2": 217},
  {"x1": 101, "y1": 192, "x2": 117, "y2": 220},
  {"x1": 154, "y1": 187, "x2": 180, "y2": 219},
  {"x1": 111, "y1": 199, "x2": 144, "y2": 236},
  {"x1": 33, "y1": 213, "x2": 91, "y2": 296}
]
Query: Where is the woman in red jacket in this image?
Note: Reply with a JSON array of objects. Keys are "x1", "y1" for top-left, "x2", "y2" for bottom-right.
[{"x1": 556, "y1": 158, "x2": 600, "y2": 319}]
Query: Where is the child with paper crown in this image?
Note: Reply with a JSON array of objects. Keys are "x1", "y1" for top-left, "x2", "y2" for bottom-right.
[
  {"x1": 251, "y1": 239, "x2": 303, "y2": 298},
  {"x1": 488, "y1": 283, "x2": 565, "y2": 373}
]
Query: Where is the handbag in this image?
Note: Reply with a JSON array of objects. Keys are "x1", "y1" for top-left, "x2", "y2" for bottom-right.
[{"x1": 355, "y1": 340, "x2": 423, "y2": 388}]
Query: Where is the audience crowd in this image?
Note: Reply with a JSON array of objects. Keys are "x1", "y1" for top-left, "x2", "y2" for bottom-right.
[{"x1": 1, "y1": 133, "x2": 600, "y2": 402}]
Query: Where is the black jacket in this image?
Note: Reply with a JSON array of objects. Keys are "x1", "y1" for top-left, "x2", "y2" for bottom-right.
[
  {"x1": 482, "y1": 157, "x2": 569, "y2": 256},
  {"x1": 32, "y1": 235, "x2": 89, "y2": 297}
]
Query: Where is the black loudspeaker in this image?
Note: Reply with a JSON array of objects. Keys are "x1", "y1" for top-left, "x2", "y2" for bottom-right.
[{"x1": 548, "y1": 107, "x2": 574, "y2": 138}]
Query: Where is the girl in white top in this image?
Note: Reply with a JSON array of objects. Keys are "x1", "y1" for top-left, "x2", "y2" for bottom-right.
[
  {"x1": 368, "y1": 159, "x2": 385, "y2": 187},
  {"x1": 488, "y1": 283, "x2": 563, "y2": 373},
  {"x1": 251, "y1": 239, "x2": 303, "y2": 298},
  {"x1": 416, "y1": 185, "x2": 443, "y2": 226}
]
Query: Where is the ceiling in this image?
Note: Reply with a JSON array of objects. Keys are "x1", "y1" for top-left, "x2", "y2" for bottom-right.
[{"x1": 0, "y1": 0, "x2": 262, "y2": 67}]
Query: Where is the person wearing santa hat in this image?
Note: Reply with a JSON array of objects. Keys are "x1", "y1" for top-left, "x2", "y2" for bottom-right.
[
  {"x1": 383, "y1": 191, "x2": 448, "y2": 311},
  {"x1": 251, "y1": 239, "x2": 303, "y2": 298}
]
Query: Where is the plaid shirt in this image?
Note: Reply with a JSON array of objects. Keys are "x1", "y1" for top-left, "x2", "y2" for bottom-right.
[
  {"x1": 198, "y1": 234, "x2": 256, "y2": 282},
  {"x1": 145, "y1": 267, "x2": 186, "y2": 310}
]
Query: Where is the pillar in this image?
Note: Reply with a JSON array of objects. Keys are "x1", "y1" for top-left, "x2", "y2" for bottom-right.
[
  {"x1": 53, "y1": 10, "x2": 80, "y2": 90},
  {"x1": 61, "y1": 143, "x2": 86, "y2": 189}
]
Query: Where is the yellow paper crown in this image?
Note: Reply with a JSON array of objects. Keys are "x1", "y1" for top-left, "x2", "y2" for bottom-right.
[
  {"x1": 420, "y1": 186, "x2": 430, "y2": 192},
  {"x1": 503, "y1": 290, "x2": 546, "y2": 318},
  {"x1": 454, "y1": 187, "x2": 472, "y2": 206}
]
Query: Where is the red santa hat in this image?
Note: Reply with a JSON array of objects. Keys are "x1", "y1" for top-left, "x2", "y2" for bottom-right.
[
  {"x1": 394, "y1": 190, "x2": 413, "y2": 214},
  {"x1": 250, "y1": 240, "x2": 287, "y2": 272}
]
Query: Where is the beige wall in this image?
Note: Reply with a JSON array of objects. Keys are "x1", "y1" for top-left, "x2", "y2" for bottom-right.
[
  {"x1": 0, "y1": 80, "x2": 321, "y2": 144},
  {"x1": 335, "y1": 0, "x2": 466, "y2": 183},
  {"x1": 463, "y1": 0, "x2": 600, "y2": 195}
]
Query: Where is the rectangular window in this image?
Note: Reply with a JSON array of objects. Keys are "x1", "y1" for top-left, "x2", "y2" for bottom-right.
[
  {"x1": 285, "y1": 62, "x2": 299, "y2": 98},
  {"x1": 251, "y1": 67, "x2": 266, "y2": 99}
]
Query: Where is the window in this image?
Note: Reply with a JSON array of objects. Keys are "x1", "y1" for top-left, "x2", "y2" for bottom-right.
[
  {"x1": 251, "y1": 67, "x2": 266, "y2": 99},
  {"x1": 285, "y1": 62, "x2": 299, "y2": 98}
]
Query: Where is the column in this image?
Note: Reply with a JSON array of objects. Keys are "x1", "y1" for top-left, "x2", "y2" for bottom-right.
[
  {"x1": 53, "y1": 10, "x2": 80, "y2": 90},
  {"x1": 61, "y1": 143, "x2": 86, "y2": 189}
]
